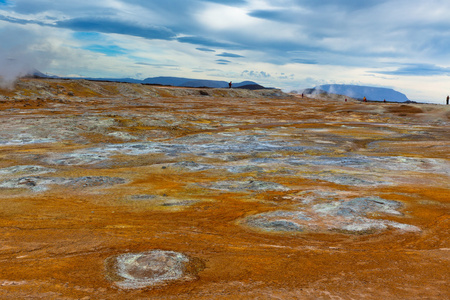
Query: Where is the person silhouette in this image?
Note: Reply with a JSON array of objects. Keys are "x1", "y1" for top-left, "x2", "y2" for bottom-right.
[
  {"x1": 229, "y1": 81, "x2": 232, "y2": 88},
  {"x1": 447, "y1": 95, "x2": 449, "y2": 105}
]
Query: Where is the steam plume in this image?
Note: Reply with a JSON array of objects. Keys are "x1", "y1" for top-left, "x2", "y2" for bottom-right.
[{"x1": 0, "y1": 24, "x2": 52, "y2": 88}]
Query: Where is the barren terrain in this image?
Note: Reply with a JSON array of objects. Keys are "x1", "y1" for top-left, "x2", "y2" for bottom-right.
[{"x1": 0, "y1": 78, "x2": 449, "y2": 299}]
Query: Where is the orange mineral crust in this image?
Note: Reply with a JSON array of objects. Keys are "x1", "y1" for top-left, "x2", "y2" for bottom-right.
[{"x1": 0, "y1": 78, "x2": 448, "y2": 299}]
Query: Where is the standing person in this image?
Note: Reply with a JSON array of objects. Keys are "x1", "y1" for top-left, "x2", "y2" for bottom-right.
[
  {"x1": 447, "y1": 95, "x2": 449, "y2": 105},
  {"x1": 363, "y1": 96, "x2": 367, "y2": 102},
  {"x1": 229, "y1": 81, "x2": 232, "y2": 88}
]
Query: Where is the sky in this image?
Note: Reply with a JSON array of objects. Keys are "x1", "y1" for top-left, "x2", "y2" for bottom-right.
[{"x1": 0, "y1": 0, "x2": 449, "y2": 103}]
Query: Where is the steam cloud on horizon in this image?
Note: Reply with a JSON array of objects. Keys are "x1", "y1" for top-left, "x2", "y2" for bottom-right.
[{"x1": 0, "y1": 25, "x2": 52, "y2": 88}]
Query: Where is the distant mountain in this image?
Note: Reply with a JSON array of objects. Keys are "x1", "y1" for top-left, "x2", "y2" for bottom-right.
[
  {"x1": 303, "y1": 84, "x2": 409, "y2": 102},
  {"x1": 235, "y1": 84, "x2": 266, "y2": 90},
  {"x1": 26, "y1": 69, "x2": 58, "y2": 79},
  {"x1": 142, "y1": 76, "x2": 195, "y2": 86},
  {"x1": 28, "y1": 72, "x2": 268, "y2": 89},
  {"x1": 178, "y1": 79, "x2": 228, "y2": 88},
  {"x1": 81, "y1": 77, "x2": 142, "y2": 84},
  {"x1": 142, "y1": 76, "x2": 262, "y2": 88}
]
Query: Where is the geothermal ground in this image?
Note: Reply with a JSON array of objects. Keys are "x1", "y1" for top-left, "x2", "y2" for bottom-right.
[{"x1": 0, "y1": 78, "x2": 449, "y2": 299}]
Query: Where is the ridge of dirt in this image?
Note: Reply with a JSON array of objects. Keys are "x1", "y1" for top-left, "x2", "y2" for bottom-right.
[{"x1": 0, "y1": 78, "x2": 287, "y2": 100}]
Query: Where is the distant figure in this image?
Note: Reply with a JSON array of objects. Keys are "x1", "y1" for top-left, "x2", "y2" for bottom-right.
[
  {"x1": 301, "y1": 93, "x2": 304, "y2": 98},
  {"x1": 363, "y1": 96, "x2": 367, "y2": 102},
  {"x1": 447, "y1": 95, "x2": 449, "y2": 105},
  {"x1": 384, "y1": 99, "x2": 386, "y2": 103},
  {"x1": 345, "y1": 98, "x2": 347, "y2": 102},
  {"x1": 229, "y1": 81, "x2": 232, "y2": 88}
]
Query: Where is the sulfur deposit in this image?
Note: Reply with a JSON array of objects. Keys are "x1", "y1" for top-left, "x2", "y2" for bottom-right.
[{"x1": 0, "y1": 78, "x2": 449, "y2": 299}]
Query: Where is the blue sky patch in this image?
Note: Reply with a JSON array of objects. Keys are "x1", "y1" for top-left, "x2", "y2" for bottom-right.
[
  {"x1": 84, "y1": 44, "x2": 128, "y2": 56},
  {"x1": 374, "y1": 64, "x2": 450, "y2": 76},
  {"x1": 58, "y1": 17, "x2": 175, "y2": 40},
  {"x1": 73, "y1": 31, "x2": 104, "y2": 41},
  {"x1": 292, "y1": 58, "x2": 318, "y2": 65},
  {"x1": 217, "y1": 52, "x2": 244, "y2": 58}
]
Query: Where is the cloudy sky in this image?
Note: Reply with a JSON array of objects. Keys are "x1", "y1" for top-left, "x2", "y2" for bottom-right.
[{"x1": 0, "y1": 0, "x2": 449, "y2": 103}]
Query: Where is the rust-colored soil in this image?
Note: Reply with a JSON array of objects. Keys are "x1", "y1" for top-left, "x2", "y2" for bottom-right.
[{"x1": 0, "y1": 79, "x2": 449, "y2": 299}]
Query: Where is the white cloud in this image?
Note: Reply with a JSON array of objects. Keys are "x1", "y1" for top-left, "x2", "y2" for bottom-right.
[
  {"x1": 1, "y1": 0, "x2": 449, "y2": 102},
  {"x1": 197, "y1": 4, "x2": 255, "y2": 30}
]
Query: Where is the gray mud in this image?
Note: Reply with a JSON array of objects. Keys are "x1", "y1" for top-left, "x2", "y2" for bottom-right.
[
  {"x1": 0, "y1": 165, "x2": 56, "y2": 176},
  {"x1": 105, "y1": 250, "x2": 204, "y2": 289},
  {"x1": 129, "y1": 194, "x2": 199, "y2": 208},
  {"x1": 303, "y1": 172, "x2": 389, "y2": 186},
  {"x1": 43, "y1": 151, "x2": 111, "y2": 166},
  {"x1": 241, "y1": 195, "x2": 420, "y2": 234},
  {"x1": 0, "y1": 176, "x2": 126, "y2": 192},
  {"x1": 205, "y1": 179, "x2": 290, "y2": 192},
  {"x1": 243, "y1": 211, "x2": 310, "y2": 232},
  {"x1": 0, "y1": 134, "x2": 56, "y2": 146}
]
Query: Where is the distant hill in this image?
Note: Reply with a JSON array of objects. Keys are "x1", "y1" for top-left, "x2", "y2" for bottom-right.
[
  {"x1": 29, "y1": 72, "x2": 268, "y2": 90},
  {"x1": 3, "y1": 78, "x2": 286, "y2": 100},
  {"x1": 81, "y1": 77, "x2": 142, "y2": 84},
  {"x1": 302, "y1": 84, "x2": 410, "y2": 102},
  {"x1": 25, "y1": 70, "x2": 58, "y2": 79},
  {"x1": 235, "y1": 84, "x2": 266, "y2": 90},
  {"x1": 142, "y1": 77, "x2": 263, "y2": 89}
]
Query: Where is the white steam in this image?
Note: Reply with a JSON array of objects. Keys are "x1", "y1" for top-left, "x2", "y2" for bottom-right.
[{"x1": 0, "y1": 24, "x2": 52, "y2": 88}]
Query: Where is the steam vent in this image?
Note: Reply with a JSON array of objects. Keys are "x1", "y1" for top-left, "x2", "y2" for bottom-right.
[{"x1": 0, "y1": 78, "x2": 449, "y2": 299}]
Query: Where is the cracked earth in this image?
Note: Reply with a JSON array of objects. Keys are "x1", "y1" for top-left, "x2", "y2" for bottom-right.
[{"x1": 0, "y1": 78, "x2": 449, "y2": 299}]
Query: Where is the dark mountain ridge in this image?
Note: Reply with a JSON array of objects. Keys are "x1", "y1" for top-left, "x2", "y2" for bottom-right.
[
  {"x1": 302, "y1": 84, "x2": 410, "y2": 102},
  {"x1": 30, "y1": 72, "x2": 269, "y2": 89}
]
